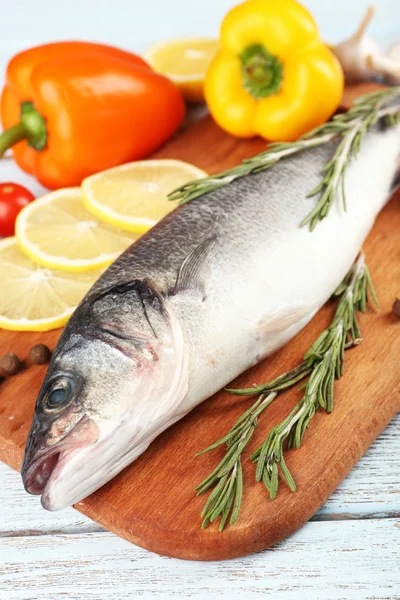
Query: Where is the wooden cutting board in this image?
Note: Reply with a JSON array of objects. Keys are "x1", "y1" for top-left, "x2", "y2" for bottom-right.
[{"x1": 0, "y1": 83, "x2": 399, "y2": 561}]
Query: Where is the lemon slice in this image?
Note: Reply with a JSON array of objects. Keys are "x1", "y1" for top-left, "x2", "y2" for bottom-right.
[
  {"x1": 145, "y1": 38, "x2": 219, "y2": 103},
  {"x1": 15, "y1": 188, "x2": 139, "y2": 272},
  {"x1": 0, "y1": 237, "x2": 104, "y2": 331},
  {"x1": 82, "y1": 159, "x2": 207, "y2": 234}
]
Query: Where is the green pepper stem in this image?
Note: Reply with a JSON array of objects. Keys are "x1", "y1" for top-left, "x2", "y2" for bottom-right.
[
  {"x1": 0, "y1": 101, "x2": 47, "y2": 157},
  {"x1": 240, "y1": 44, "x2": 284, "y2": 100},
  {"x1": 0, "y1": 122, "x2": 28, "y2": 157}
]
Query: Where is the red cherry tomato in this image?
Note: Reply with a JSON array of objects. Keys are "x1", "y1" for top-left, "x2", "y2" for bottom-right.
[{"x1": 0, "y1": 183, "x2": 35, "y2": 237}]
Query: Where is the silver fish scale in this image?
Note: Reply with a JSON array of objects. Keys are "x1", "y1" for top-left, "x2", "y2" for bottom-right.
[{"x1": 87, "y1": 140, "x2": 338, "y2": 300}]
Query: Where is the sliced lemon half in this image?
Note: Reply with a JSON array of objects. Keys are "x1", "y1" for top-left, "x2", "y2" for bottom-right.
[
  {"x1": 15, "y1": 188, "x2": 139, "y2": 272},
  {"x1": 145, "y1": 38, "x2": 219, "y2": 103},
  {"x1": 0, "y1": 237, "x2": 104, "y2": 331},
  {"x1": 82, "y1": 159, "x2": 207, "y2": 234}
]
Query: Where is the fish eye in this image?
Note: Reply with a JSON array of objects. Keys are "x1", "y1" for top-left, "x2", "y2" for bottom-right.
[{"x1": 42, "y1": 377, "x2": 74, "y2": 413}]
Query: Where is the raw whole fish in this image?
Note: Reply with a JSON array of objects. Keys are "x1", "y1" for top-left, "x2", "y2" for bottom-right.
[{"x1": 22, "y1": 123, "x2": 400, "y2": 510}]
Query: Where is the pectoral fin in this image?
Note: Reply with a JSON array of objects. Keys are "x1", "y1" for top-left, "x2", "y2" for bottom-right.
[{"x1": 172, "y1": 236, "x2": 216, "y2": 298}]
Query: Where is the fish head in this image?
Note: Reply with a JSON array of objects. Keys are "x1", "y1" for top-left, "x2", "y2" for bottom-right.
[{"x1": 22, "y1": 279, "x2": 188, "y2": 511}]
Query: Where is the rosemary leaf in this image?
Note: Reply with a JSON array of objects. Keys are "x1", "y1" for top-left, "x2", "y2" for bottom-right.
[
  {"x1": 200, "y1": 473, "x2": 229, "y2": 517},
  {"x1": 230, "y1": 460, "x2": 243, "y2": 525},
  {"x1": 226, "y1": 361, "x2": 311, "y2": 396},
  {"x1": 280, "y1": 453, "x2": 296, "y2": 492}
]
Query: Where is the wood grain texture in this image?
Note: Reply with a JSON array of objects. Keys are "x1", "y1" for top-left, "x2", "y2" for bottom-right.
[
  {"x1": 2, "y1": 520, "x2": 399, "y2": 600},
  {"x1": 314, "y1": 414, "x2": 400, "y2": 519},
  {"x1": 0, "y1": 462, "x2": 102, "y2": 537},
  {"x1": 0, "y1": 83, "x2": 399, "y2": 560}
]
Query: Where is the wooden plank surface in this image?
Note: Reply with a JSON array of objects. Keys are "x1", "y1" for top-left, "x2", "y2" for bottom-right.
[
  {"x1": 2, "y1": 520, "x2": 399, "y2": 600},
  {"x1": 0, "y1": 83, "x2": 399, "y2": 560}
]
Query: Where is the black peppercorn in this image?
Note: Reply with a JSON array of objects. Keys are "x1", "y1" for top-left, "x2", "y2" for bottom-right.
[
  {"x1": 0, "y1": 353, "x2": 22, "y2": 376},
  {"x1": 29, "y1": 344, "x2": 52, "y2": 365},
  {"x1": 392, "y1": 298, "x2": 400, "y2": 319}
]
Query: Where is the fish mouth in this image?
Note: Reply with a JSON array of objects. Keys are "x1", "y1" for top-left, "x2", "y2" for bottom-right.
[
  {"x1": 23, "y1": 449, "x2": 76, "y2": 496},
  {"x1": 22, "y1": 416, "x2": 99, "y2": 500}
]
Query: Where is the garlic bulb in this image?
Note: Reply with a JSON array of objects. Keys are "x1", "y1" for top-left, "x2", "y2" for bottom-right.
[
  {"x1": 367, "y1": 52, "x2": 400, "y2": 85},
  {"x1": 333, "y1": 7, "x2": 400, "y2": 86},
  {"x1": 388, "y1": 42, "x2": 400, "y2": 62},
  {"x1": 383, "y1": 42, "x2": 400, "y2": 84},
  {"x1": 333, "y1": 6, "x2": 380, "y2": 81}
]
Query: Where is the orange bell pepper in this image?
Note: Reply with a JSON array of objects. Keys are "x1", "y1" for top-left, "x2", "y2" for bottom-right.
[{"x1": 0, "y1": 42, "x2": 185, "y2": 189}]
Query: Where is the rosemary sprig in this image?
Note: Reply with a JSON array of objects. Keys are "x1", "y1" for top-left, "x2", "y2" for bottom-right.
[
  {"x1": 252, "y1": 254, "x2": 377, "y2": 493},
  {"x1": 169, "y1": 86, "x2": 400, "y2": 230},
  {"x1": 195, "y1": 363, "x2": 311, "y2": 530},
  {"x1": 196, "y1": 253, "x2": 378, "y2": 529}
]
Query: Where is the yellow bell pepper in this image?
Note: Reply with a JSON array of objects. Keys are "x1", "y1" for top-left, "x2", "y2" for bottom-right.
[{"x1": 205, "y1": 0, "x2": 344, "y2": 141}]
